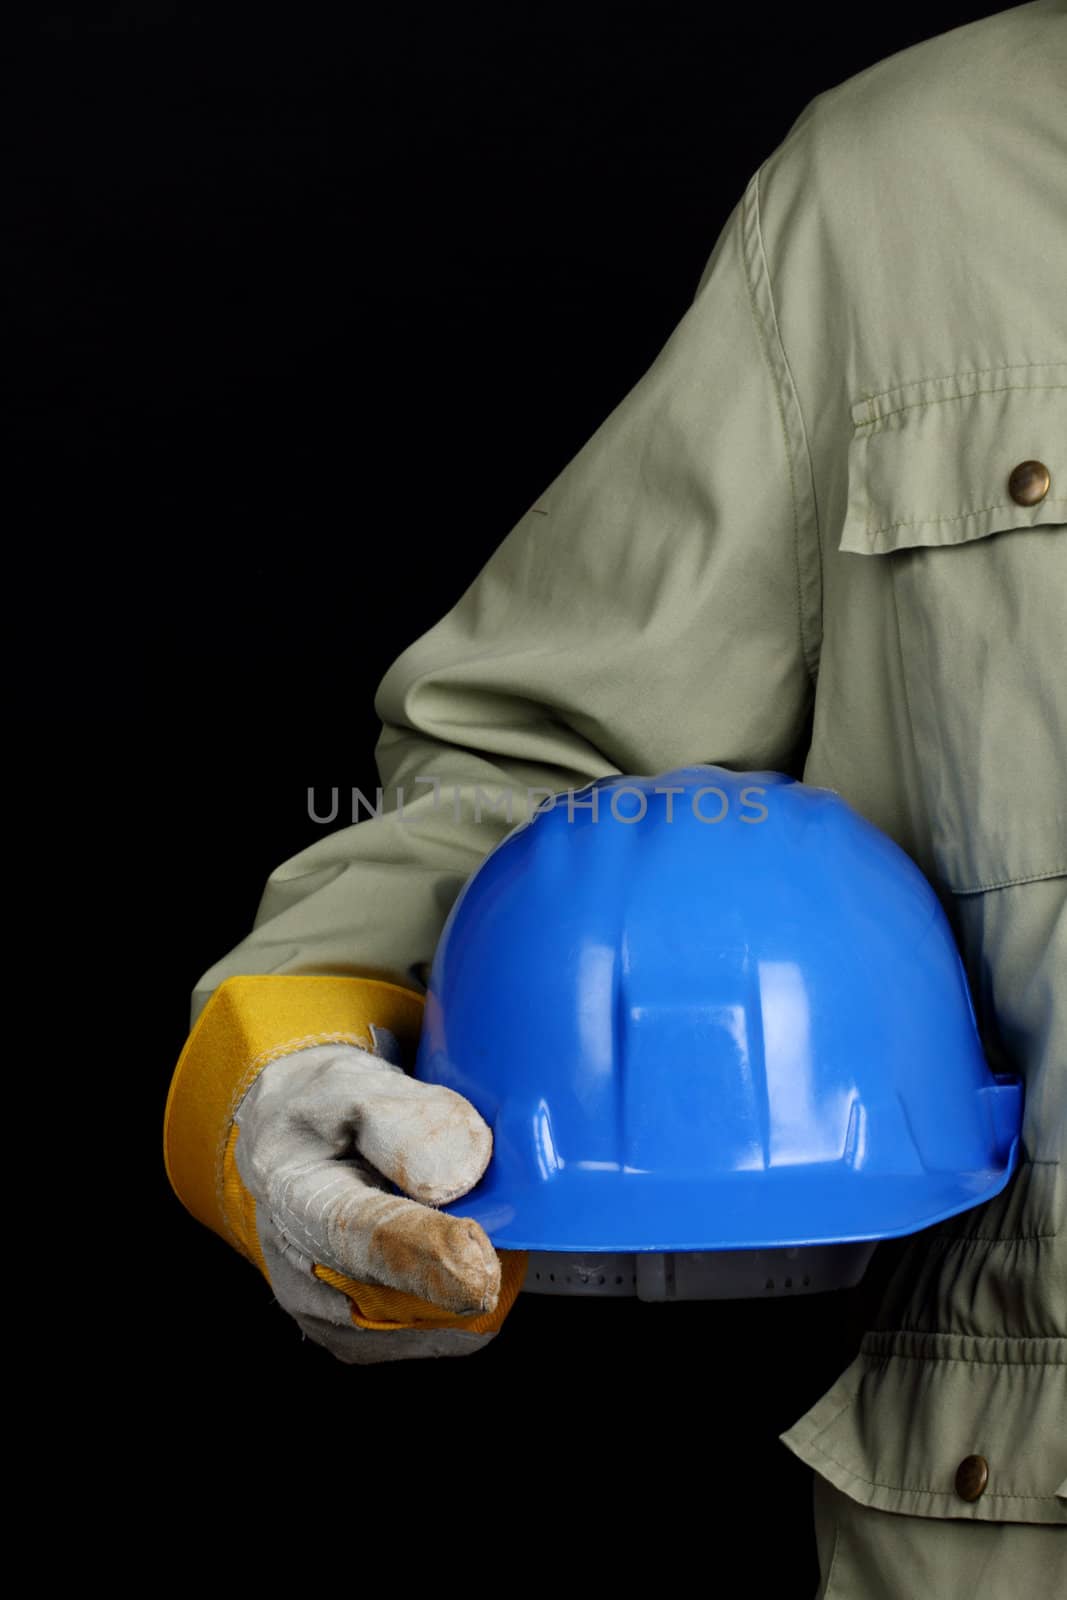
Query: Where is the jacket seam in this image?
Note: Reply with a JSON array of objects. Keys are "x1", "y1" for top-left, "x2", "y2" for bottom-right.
[
  {"x1": 743, "y1": 164, "x2": 823, "y2": 683},
  {"x1": 856, "y1": 379, "x2": 1067, "y2": 426},
  {"x1": 854, "y1": 359, "x2": 1067, "y2": 405},
  {"x1": 799, "y1": 1432, "x2": 1056, "y2": 1502},
  {"x1": 860, "y1": 1347, "x2": 1067, "y2": 1368},
  {"x1": 886, "y1": 523, "x2": 935, "y2": 843},
  {"x1": 866, "y1": 498, "x2": 1067, "y2": 537},
  {"x1": 953, "y1": 868, "x2": 1067, "y2": 895},
  {"x1": 822, "y1": 1519, "x2": 842, "y2": 1598},
  {"x1": 913, "y1": 1232, "x2": 1057, "y2": 1242}
]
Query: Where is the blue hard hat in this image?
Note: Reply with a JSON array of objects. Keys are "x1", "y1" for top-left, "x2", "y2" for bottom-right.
[{"x1": 414, "y1": 767, "x2": 1022, "y2": 1262}]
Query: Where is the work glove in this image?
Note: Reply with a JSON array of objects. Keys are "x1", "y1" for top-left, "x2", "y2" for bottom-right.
[{"x1": 232, "y1": 1030, "x2": 502, "y2": 1364}]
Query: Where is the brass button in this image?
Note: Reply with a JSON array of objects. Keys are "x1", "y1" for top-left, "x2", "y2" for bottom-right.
[
  {"x1": 1007, "y1": 460, "x2": 1051, "y2": 506},
  {"x1": 955, "y1": 1454, "x2": 989, "y2": 1502}
]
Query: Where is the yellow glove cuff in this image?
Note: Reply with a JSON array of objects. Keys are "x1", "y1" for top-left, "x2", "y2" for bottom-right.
[{"x1": 164, "y1": 973, "x2": 526, "y2": 1335}]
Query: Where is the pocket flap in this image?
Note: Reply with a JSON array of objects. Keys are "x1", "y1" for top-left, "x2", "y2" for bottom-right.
[
  {"x1": 840, "y1": 365, "x2": 1067, "y2": 555},
  {"x1": 781, "y1": 1328, "x2": 1067, "y2": 1525}
]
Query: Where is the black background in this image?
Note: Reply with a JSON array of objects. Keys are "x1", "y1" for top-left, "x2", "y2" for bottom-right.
[{"x1": 17, "y1": 2, "x2": 1002, "y2": 1564}]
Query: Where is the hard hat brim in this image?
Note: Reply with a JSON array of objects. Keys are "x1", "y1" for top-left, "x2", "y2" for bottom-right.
[{"x1": 434, "y1": 1142, "x2": 1021, "y2": 1253}]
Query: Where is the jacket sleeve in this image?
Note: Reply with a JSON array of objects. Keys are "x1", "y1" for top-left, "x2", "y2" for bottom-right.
[
  {"x1": 192, "y1": 162, "x2": 822, "y2": 1016},
  {"x1": 164, "y1": 161, "x2": 823, "y2": 1310}
]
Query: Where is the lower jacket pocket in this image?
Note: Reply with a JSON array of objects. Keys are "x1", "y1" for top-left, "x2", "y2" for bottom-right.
[
  {"x1": 811, "y1": 1473, "x2": 1067, "y2": 1600},
  {"x1": 782, "y1": 1318, "x2": 1067, "y2": 1528}
]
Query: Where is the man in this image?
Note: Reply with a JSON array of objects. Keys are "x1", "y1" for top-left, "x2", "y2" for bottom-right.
[{"x1": 164, "y1": 2, "x2": 1066, "y2": 1592}]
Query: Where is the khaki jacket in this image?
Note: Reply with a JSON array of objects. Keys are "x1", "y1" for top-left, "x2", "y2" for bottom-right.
[{"x1": 172, "y1": 0, "x2": 1066, "y2": 1551}]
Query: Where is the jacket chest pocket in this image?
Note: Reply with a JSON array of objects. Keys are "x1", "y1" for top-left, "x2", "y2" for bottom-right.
[{"x1": 840, "y1": 367, "x2": 1067, "y2": 894}]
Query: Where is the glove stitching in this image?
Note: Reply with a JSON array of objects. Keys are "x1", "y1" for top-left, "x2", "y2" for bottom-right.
[
  {"x1": 213, "y1": 1031, "x2": 373, "y2": 1249},
  {"x1": 271, "y1": 1167, "x2": 350, "y2": 1263}
]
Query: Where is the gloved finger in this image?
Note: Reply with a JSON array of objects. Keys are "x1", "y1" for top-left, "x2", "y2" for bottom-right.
[
  {"x1": 258, "y1": 1206, "x2": 496, "y2": 1364},
  {"x1": 240, "y1": 1044, "x2": 493, "y2": 1205},
  {"x1": 264, "y1": 1156, "x2": 502, "y2": 1314}
]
